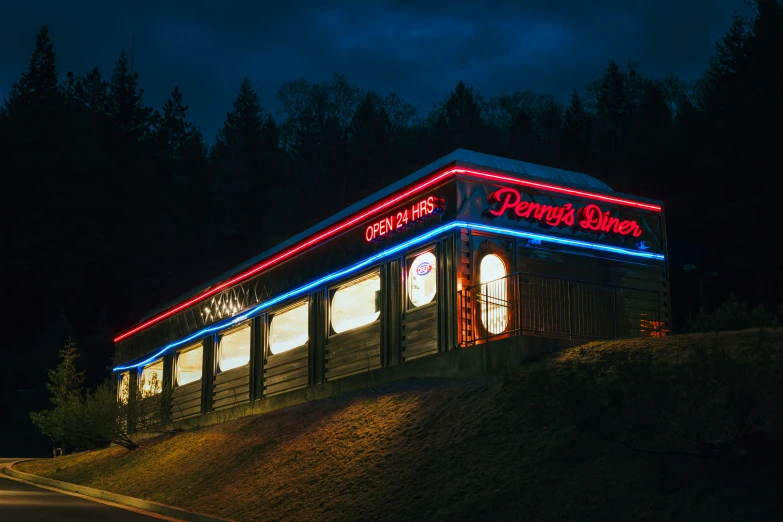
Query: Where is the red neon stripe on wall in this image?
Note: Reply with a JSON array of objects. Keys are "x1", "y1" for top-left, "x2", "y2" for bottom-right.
[{"x1": 114, "y1": 166, "x2": 661, "y2": 342}]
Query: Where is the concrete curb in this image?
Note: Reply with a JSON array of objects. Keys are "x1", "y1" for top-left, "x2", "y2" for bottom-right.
[{"x1": 3, "y1": 461, "x2": 231, "y2": 522}]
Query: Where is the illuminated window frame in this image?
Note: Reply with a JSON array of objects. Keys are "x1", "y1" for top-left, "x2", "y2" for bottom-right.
[
  {"x1": 329, "y1": 269, "x2": 382, "y2": 335},
  {"x1": 117, "y1": 372, "x2": 130, "y2": 404},
  {"x1": 478, "y1": 253, "x2": 510, "y2": 336},
  {"x1": 406, "y1": 247, "x2": 438, "y2": 310},
  {"x1": 217, "y1": 323, "x2": 251, "y2": 372},
  {"x1": 139, "y1": 359, "x2": 164, "y2": 398},
  {"x1": 175, "y1": 342, "x2": 203, "y2": 387},
  {"x1": 268, "y1": 300, "x2": 310, "y2": 356}
]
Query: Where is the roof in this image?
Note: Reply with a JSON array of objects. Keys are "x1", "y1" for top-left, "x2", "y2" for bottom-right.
[{"x1": 140, "y1": 149, "x2": 616, "y2": 321}]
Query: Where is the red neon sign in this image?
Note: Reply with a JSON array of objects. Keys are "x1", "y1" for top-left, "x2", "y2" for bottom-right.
[
  {"x1": 365, "y1": 196, "x2": 443, "y2": 242},
  {"x1": 488, "y1": 187, "x2": 643, "y2": 237},
  {"x1": 115, "y1": 166, "x2": 658, "y2": 343}
]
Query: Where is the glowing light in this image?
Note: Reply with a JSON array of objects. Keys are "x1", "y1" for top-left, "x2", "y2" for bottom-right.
[
  {"x1": 479, "y1": 254, "x2": 508, "y2": 335},
  {"x1": 269, "y1": 302, "x2": 309, "y2": 355},
  {"x1": 114, "y1": 166, "x2": 660, "y2": 343},
  {"x1": 488, "y1": 187, "x2": 644, "y2": 237},
  {"x1": 113, "y1": 221, "x2": 664, "y2": 371}
]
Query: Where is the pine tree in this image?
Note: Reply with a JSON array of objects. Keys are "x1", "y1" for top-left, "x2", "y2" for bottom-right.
[
  {"x1": 588, "y1": 61, "x2": 635, "y2": 171},
  {"x1": 153, "y1": 86, "x2": 194, "y2": 161},
  {"x1": 216, "y1": 76, "x2": 264, "y2": 155},
  {"x1": 73, "y1": 67, "x2": 108, "y2": 113},
  {"x1": 508, "y1": 107, "x2": 537, "y2": 160},
  {"x1": 561, "y1": 92, "x2": 591, "y2": 167},
  {"x1": 106, "y1": 49, "x2": 153, "y2": 140},
  {"x1": 442, "y1": 81, "x2": 485, "y2": 149},
  {"x1": 5, "y1": 25, "x2": 60, "y2": 113},
  {"x1": 538, "y1": 100, "x2": 563, "y2": 162},
  {"x1": 633, "y1": 80, "x2": 673, "y2": 170},
  {"x1": 45, "y1": 337, "x2": 85, "y2": 407}
]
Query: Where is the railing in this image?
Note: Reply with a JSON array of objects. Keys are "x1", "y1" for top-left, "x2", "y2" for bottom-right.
[{"x1": 458, "y1": 272, "x2": 665, "y2": 346}]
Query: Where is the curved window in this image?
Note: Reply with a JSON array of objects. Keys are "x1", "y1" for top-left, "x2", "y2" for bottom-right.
[
  {"x1": 479, "y1": 254, "x2": 508, "y2": 335},
  {"x1": 219, "y1": 326, "x2": 250, "y2": 371},
  {"x1": 176, "y1": 344, "x2": 203, "y2": 386},
  {"x1": 331, "y1": 272, "x2": 381, "y2": 334},
  {"x1": 408, "y1": 250, "x2": 437, "y2": 308},
  {"x1": 270, "y1": 301, "x2": 309, "y2": 355},
  {"x1": 140, "y1": 359, "x2": 164, "y2": 397},
  {"x1": 118, "y1": 372, "x2": 130, "y2": 404}
]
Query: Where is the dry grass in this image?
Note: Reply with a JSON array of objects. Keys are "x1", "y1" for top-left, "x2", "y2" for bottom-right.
[{"x1": 18, "y1": 329, "x2": 783, "y2": 522}]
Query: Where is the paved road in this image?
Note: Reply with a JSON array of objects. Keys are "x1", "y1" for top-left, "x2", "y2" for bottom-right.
[{"x1": 0, "y1": 458, "x2": 160, "y2": 522}]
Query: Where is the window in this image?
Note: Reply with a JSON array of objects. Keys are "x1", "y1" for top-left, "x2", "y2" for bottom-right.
[
  {"x1": 408, "y1": 250, "x2": 437, "y2": 308},
  {"x1": 479, "y1": 254, "x2": 508, "y2": 335},
  {"x1": 176, "y1": 344, "x2": 203, "y2": 386},
  {"x1": 118, "y1": 372, "x2": 129, "y2": 404},
  {"x1": 331, "y1": 272, "x2": 381, "y2": 334},
  {"x1": 270, "y1": 301, "x2": 309, "y2": 355},
  {"x1": 218, "y1": 326, "x2": 251, "y2": 371},
  {"x1": 140, "y1": 359, "x2": 164, "y2": 397}
]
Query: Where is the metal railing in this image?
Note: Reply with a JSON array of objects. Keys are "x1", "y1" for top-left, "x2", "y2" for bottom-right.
[{"x1": 458, "y1": 272, "x2": 666, "y2": 346}]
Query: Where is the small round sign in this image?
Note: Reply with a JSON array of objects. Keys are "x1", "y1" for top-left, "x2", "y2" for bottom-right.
[{"x1": 416, "y1": 262, "x2": 432, "y2": 276}]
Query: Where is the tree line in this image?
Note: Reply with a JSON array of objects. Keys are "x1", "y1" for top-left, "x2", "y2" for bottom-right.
[{"x1": 2, "y1": 1, "x2": 782, "y2": 402}]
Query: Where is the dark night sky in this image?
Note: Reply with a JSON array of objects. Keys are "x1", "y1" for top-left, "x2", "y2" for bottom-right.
[{"x1": 1, "y1": 0, "x2": 747, "y2": 140}]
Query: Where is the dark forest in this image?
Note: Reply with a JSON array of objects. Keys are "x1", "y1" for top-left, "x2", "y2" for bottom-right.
[{"x1": 2, "y1": 2, "x2": 782, "y2": 453}]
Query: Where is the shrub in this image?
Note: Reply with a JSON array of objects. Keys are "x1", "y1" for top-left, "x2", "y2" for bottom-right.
[
  {"x1": 537, "y1": 331, "x2": 783, "y2": 463},
  {"x1": 687, "y1": 294, "x2": 779, "y2": 332}
]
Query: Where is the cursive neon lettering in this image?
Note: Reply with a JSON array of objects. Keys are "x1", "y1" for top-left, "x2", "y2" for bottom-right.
[{"x1": 489, "y1": 190, "x2": 643, "y2": 238}]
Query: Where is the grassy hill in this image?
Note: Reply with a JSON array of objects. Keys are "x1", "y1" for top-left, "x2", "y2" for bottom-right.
[{"x1": 17, "y1": 329, "x2": 783, "y2": 521}]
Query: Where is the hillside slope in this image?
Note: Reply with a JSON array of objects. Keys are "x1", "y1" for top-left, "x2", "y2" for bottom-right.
[{"x1": 18, "y1": 330, "x2": 783, "y2": 522}]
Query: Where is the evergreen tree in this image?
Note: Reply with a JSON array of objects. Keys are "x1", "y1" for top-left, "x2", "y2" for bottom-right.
[
  {"x1": 216, "y1": 76, "x2": 264, "y2": 155},
  {"x1": 632, "y1": 80, "x2": 673, "y2": 172},
  {"x1": 441, "y1": 81, "x2": 486, "y2": 150},
  {"x1": 588, "y1": 62, "x2": 631, "y2": 163},
  {"x1": 5, "y1": 25, "x2": 60, "y2": 113},
  {"x1": 153, "y1": 86, "x2": 194, "y2": 161},
  {"x1": 45, "y1": 337, "x2": 85, "y2": 407},
  {"x1": 73, "y1": 67, "x2": 108, "y2": 113},
  {"x1": 561, "y1": 92, "x2": 592, "y2": 168},
  {"x1": 106, "y1": 49, "x2": 153, "y2": 140},
  {"x1": 508, "y1": 107, "x2": 537, "y2": 160},
  {"x1": 537, "y1": 100, "x2": 563, "y2": 162}
]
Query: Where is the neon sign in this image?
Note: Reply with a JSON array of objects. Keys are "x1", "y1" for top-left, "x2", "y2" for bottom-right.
[
  {"x1": 365, "y1": 196, "x2": 443, "y2": 242},
  {"x1": 487, "y1": 187, "x2": 643, "y2": 237},
  {"x1": 416, "y1": 262, "x2": 432, "y2": 276}
]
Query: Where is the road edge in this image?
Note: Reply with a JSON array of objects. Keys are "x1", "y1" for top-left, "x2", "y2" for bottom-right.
[{"x1": 3, "y1": 460, "x2": 231, "y2": 522}]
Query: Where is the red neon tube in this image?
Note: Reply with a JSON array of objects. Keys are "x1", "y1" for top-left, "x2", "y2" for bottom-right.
[{"x1": 114, "y1": 166, "x2": 661, "y2": 342}]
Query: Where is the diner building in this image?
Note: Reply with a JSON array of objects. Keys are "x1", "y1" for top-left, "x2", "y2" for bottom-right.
[{"x1": 113, "y1": 149, "x2": 669, "y2": 424}]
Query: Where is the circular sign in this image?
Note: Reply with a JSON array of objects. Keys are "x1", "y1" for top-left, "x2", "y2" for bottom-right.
[{"x1": 416, "y1": 262, "x2": 432, "y2": 276}]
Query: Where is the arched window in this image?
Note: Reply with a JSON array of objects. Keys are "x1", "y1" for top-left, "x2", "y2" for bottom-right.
[
  {"x1": 479, "y1": 254, "x2": 508, "y2": 335},
  {"x1": 140, "y1": 359, "x2": 164, "y2": 397},
  {"x1": 218, "y1": 325, "x2": 251, "y2": 371},
  {"x1": 408, "y1": 250, "x2": 437, "y2": 308},
  {"x1": 176, "y1": 344, "x2": 203, "y2": 386},
  {"x1": 331, "y1": 272, "x2": 381, "y2": 334},
  {"x1": 270, "y1": 301, "x2": 309, "y2": 355}
]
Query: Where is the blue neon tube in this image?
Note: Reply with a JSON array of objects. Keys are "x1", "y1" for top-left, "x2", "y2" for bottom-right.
[{"x1": 114, "y1": 221, "x2": 663, "y2": 371}]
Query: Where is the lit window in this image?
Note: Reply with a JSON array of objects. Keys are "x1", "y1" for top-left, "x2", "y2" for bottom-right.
[
  {"x1": 176, "y1": 345, "x2": 203, "y2": 386},
  {"x1": 140, "y1": 359, "x2": 164, "y2": 397},
  {"x1": 479, "y1": 254, "x2": 508, "y2": 335},
  {"x1": 118, "y1": 372, "x2": 129, "y2": 404},
  {"x1": 331, "y1": 272, "x2": 381, "y2": 334},
  {"x1": 408, "y1": 250, "x2": 437, "y2": 308},
  {"x1": 270, "y1": 301, "x2": 309, "y2": 355},
  {"x1": 219, "y1": 326, "x2": 251, "y2": 371}
]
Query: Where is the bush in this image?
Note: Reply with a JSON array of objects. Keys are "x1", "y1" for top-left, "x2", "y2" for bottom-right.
[
  {"x1": 687, "y1": 294, "x2": 780, "y2": 332},
  {"x1": 32, "y1": 378, "x2": 174, "y2": 451},
  {"x1": 536, "y1": 330, "x2": 783, "y2": 463}
]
